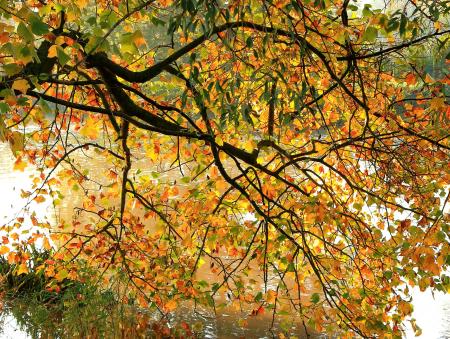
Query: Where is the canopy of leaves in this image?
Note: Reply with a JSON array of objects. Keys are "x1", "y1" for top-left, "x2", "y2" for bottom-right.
[{"x1": 0, "y1": 0, "x2": 449, "y2": 336}]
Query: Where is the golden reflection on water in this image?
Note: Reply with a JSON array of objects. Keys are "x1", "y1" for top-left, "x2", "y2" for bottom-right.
[
  {"x1": 1, "y1": 142, "x2": 449, "y2": 338},
  {"x1": 0, "y1": 143, "x2": 321, "y2": 338}
]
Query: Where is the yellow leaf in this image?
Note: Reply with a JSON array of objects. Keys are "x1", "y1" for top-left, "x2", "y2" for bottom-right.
[
  {"x1": 13, "y1": 156, "x2": 28, "y2": 171},
  {"x1": 79, "y1": 117, "x2": 100, "y2": 140},
  {"x1": 215, "y1": 179, "x2": 228, "y2": 193},
  {"x1": 55, "y1": 269, "x2": 68, "y2": 281},
  {"x1": 17, "y1": 263, "x2": 29, "y2": 275},
  {"x1": 398, "y1": 301, "x2": 413, "y2": 316},
  {"x1": 266, "y1": 289, "x2": 277, "y2": 303},
  {"x1": 181, "y1": 236, "x2": 192, "y2": 247},
  {"x1": 12, "y1": 79, "x2": 30, "y2": 94},
  {"x1": 0, "y1": 245, "x2": 10, "y2": 255},
  {"x1": 215, "y1": 136, "x2": 224, "y2": 146},
  {"x1": 55, "y1": 36, "x2": 65, "y2": 46},
  {"x1": 242, "y1": 139, "x2": 255, "y2": 153}
]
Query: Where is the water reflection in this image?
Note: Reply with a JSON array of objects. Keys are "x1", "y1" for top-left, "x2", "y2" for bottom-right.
[
  {"x1": 0, "y1": 299, "x2": 325, "y2": 338},
  {"x1": 0, "y1": 141, "x2": 449, "y2": 338},
  {"x1": 405, "y1": 288, "x2": 450, "y2": 339}
]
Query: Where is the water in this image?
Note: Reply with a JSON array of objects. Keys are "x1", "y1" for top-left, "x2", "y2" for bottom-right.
[{"x1": 0, "y1": 141, "x2": 449, "y2": 338}]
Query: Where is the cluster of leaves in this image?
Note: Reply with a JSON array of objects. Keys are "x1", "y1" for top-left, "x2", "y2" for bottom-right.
[{"x1": 0, "y1": 0, "x2": 449, "y2": 336}]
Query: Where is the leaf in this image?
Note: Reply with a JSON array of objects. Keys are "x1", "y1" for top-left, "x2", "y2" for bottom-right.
[
  {"x1": 424, "y1": 74, "x2": 435, "y2": 84},
  {"x1": 49, "y1": 45, "x2": 70, "y2": 65},
  {"x1": 266, "y1": 290, "x2": 277, "y2": 303},
  {"x1": 398, "y1": 301, "x2": 413, "y2": 316},
  {"x1": 79, "y1": 117, "x2": 100, "y2": 140},
  {"x1": 56, "y1": 46, "x2": 71, "y2": 66},
  {"x1": 362, "y1": 26, "x2": 378, "y2": 42},
  {"x1": 132, "y1": 30, "x2": 146, "y2": 47},
  {"x1": 12, "y1": 79, "x2": 30, "y2": 94},
  {"x1": 30, "y1": 17, "x2": 49, "y2": 35},
  {"x1": 13, "y1": 156, "x2": 28, "y2": 171},
  {"x1": 0, "y1": 245, "x2": 10, "y2": 255},
  {"x1": 2, "y1": 63, "x2": 22, "y2": 76},
  {"x1": 55, "y1": 269, "x2": 68, "y2": 280},
  {"x1": 0, "y1": 115, "x2": 7, "y2": 142},
  {"x1": 405, "y1": 73, "x2": 416, "y2": 85},
  {"x1": 311, "y1": 293, "x2": 320, "y2": 304},
  {"x1": 43, "y1": 237, "x2": 52, "y2": 250},
  {"x1": 34, "y1": 195, "x2": 46, "y2": 203},
  {"x1": 246, "y1": 36, "x2": 253, "y2": 48},
  {"x1": 429, "y1": 97, "x2": 445, "y2": 111},
  {"x1": 48, "y1": 45, "x2": 58, "y2": 58},
  {"x1": 254, "y1": 291, "x2": 263, "y2": 302},
  {"x1": 78, "y1": 0, "x2": 89, "y2": 8},
  {"x1": 362, "y1": 4, "x2": 372, "y2": 17},
  {"x1": 17, "y1": 22, "x2": 34, "y2": 42},
  {"x1": 17, "y1": 263, "x2": 29, "y2": 275},
  {"x1": 215, "y1": 136, "x2": 224, "y2": 146},
  {"x1": 8, "y1": 131, "x2": 24, "y2": 155},
  {"x1": 164, "y1": 299, "x2": 177, "y2": 311}
]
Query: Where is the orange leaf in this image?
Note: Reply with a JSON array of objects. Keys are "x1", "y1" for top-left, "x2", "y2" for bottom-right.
[
  {"x1": 405, "y1": 73, "x2": 416, "y2": 85},
  {"x1": 43, "y1": 237, "x2": 52, "y2": 250},
  {"x1": 164, "y1": 299, "x2": 177, "y2": 312},
  {"x1": 34, "y1": 195, "x2": 46, "y2": 203}
]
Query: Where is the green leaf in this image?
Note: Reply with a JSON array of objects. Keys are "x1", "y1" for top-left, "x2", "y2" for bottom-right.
[
  {"x1": 206, "y1": 293, "x2": 214, "y2": 307},
  {"x1": 212, "y1": 283, "x2": 220, "y2": 292},
  {"x1": 30, "y1": 17, "x2": 49, "y2": 35},
  {"x1": 386, "y1": 18, "x2": 399, "y2": 33},
  {"x1": 56, "y1": 46, "x2": 70, "y2": 66},
  {"x1": 246, "y1": 36, "x2": 253, "y2": 48},
  {"x1": 255, "y1": 291, "x2": 263, "y2": 302},
  {"x1": 17, "y1": 22, "x2": 34, "y2": 42},
  {"x1": 180, "y1": 176, "x2": 191, "y2": 183},
  {"x1": 287, "y1": 262, "x2": 295, "y2": 272},
  {"x1": 38, "y1": 98, "x2": 52, "y2": 114},
  {"x1": 2, "y1": 63, "x2": 22, "y2": 76},
  {"x1": 362, "y1": 26, "x2": 378, "y2": 42},
  {"x1": 311, "y1": 293, "x2": 320, "y2": 304},
  {"x1": 362, "y1": 4, "x2": 372, "y2": 17},
  {"x1": 0, "y1": 102, "x2": 10, "y2": 114},
  {"x1": 399, "y1": 14, "x2": 408, "y2": 36},
  {"x1": 197, "y1": 280, "x2": 209, "y2": 288}
]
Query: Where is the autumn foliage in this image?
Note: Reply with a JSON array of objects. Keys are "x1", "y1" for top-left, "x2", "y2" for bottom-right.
[{"x1": 0, "y1": 0, "x2": 449, "y2": 336}]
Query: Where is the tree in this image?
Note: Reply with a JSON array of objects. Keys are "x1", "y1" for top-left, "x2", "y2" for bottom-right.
[{"x1": 0, "y1": 0, "x2": 449, "y2": 336}]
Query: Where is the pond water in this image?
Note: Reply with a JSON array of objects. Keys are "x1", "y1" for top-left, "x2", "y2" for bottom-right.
[{"x1": 0, "y1": 141, "x2": 449, "y2": 338}]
